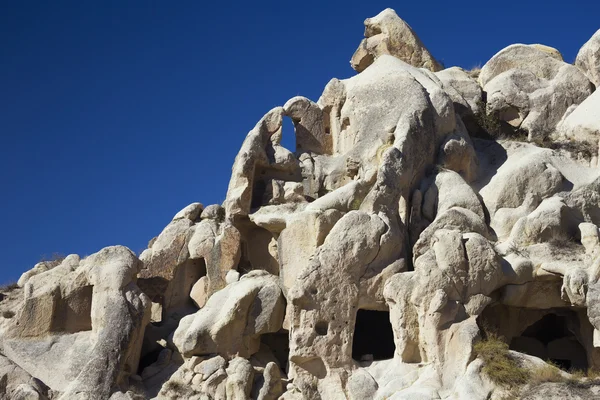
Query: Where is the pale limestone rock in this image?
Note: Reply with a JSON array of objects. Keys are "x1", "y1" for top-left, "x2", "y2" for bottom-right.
[
  {"x1": 255, "y1": 362, "x2": 283, "y2": 400},
  {"x1": 286, "y1": 211, "x2": 388, "y2": 392},
  {"x1": 530, "y1": 44, "x2": 563, "y2": 60},
  {"x1": 225, "y1": 357, "x2": 254, "y2": 400},
  {"x1": 283, "y1": 96, "x2": 331, "y2": 154},
  {"x1": 202, "y1": 367, "x2": 227, "y2": 398},
  {"x1": 580, "y1": 222, "x2": 600, "y2": 254},
  {"x1": 413, "y1": 207, "x2": 490, "y2": 260},
  {"x1": 4, "y1": 246, "x2": 150, "y2": 400},
  {"x1": 173, "y1": 271, "x2": 284, "y2": 358},
  {"x1": 16, "y1": 262, "x2": 49, "y2": 288},
  {"x1": 351, "y1": 8, "x2": 442, "y2": 72},
  {"x1": 435, "y1": 67, "x2": 483, "y2": 120},
  {"x1": 173, "y1": 202, "x2": 204, "y2": 221},
  {"x1": 140, "y1": 217, "x2": 193, "y2": 282},
  {"x1": 137, "y1": 212, "x2": 202, "y2": 314},
  {"x1": 559, "y1": 89, "x2": 600, "y2": 142},
  {"x1": 561, "y1": 267, "x2": 589, "y2": 307},
  {"x1": 437, "y1": 121, "x2": 479, "y2": 183},
  {"x1": 223, "y1": 107, "x2": 299, "y2": 219},
  {"x1": 10, "y1": 384, "x2": 46, "y2": 400},
  {"x1": 492, "y1": 193, "x2": 540, "y2": 241},
  {"x1": 278, "y1": 208, "x2": 342, "y2": 298},
  {"x1": 0, "y1": 355, "x2": 50, "y2": 400},
  {"x1": 479, "y1": 144, "x2": 565, "y2": 216},
  {"x1": 347, "y1": 369, "x2": 378, "y2": 400},
  {"x1": 575, "y1": 29, "x2": 600, "y2": 87},
  {"x1": 193, "y1": 356, "x2": 226, "y2": 379},
  {"x1": 6, "y1": 10, "x2": 600, "y2": 400},
  {"x1": 480, "y1": 44, "x2": 593, "y2": 140},
  {"x1": 225, "y1": 270, "x2": 240, "y2": 284},
  {"x1": 200, "y1": 204, "x2": 224, "y2": 221},
  {"x1": 190, "y1": 276, "x2": 208, "y2": 309},
  {"x1": 508, "y1": 197, "x2": 572, "y2": 246},
  {"x1": 422, "y1": 170, "x2": 484, "y2": 222},
  {"x1": 187, "y1": 219, "x2": 241, "y2": 296},
  {"x1": 140, "y1": 348, "x2": 173, "y2": 380}
]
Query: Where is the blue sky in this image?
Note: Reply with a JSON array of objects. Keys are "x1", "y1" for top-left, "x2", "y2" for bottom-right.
[{"x1": 1, "y1": 1, "x2": 599, "y2": 283}]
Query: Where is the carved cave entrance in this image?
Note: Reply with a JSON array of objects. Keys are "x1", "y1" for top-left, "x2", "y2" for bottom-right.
[
  {"x1": 509, "y1": 313, "x2": 588, "y2": 371},
  {"x1": 352, "y1": 309, "x2": 395, "y2": 362},
  {"x1": 261, "y1": 329, "x2": 290, "y2": 374},
  {"x1": 478, "y1": 304, "x2": 594, "y2": 372}
]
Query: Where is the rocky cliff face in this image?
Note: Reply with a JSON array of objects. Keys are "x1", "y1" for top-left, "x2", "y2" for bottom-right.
[{"x1": 2, "y1": 8, "x2": 600, "y2": 400}]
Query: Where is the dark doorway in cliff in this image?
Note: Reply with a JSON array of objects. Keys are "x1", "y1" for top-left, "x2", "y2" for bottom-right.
[
  {"x1": 352, "y1": 309, "x2": 395, "y2": 362},
  {"x1": 261, "y1": 329, "x2": 290, "y2": 373},
  {"x1": 509, "y1": 313, "x2": 588, "y2": 371}
]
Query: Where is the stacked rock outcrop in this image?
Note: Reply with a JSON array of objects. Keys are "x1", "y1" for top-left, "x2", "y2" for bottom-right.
[{"x1": 2, "y1": 8, "x2": 600, "y2": 400}]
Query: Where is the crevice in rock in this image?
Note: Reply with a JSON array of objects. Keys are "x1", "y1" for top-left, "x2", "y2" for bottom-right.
[{"x1": 138, "y1": 348, "x2": 164, "y2": 375}]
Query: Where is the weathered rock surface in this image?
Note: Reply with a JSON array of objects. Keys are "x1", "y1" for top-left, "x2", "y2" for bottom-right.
[
  {"x1": 173, "y1": 271, "x2": 284, "y2": 358},
  {"x1": 435, "y1": 67, "x2": 482, "y2": 120},
  {"x1": 480, "y1": 44, "x2": 593, "y2": 140},
  {"x1": 351, "y1": 8, "x2": 443, "y2": 73},
  {"x1": 576, "y1": 29, "x2": 600, "y2": 87},
  {"x1": 3, "y1": 8, "x2": 600, "y2": 400},
  {"x1": 559, "y1": 89, "x2": 600, "y2": 143},
  {"x1": 3, "y1": 246, "x2": 151, "y2": 399}
]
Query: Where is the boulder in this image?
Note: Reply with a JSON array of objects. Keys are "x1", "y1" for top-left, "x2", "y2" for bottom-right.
[
  {"x1": 173, "y1": 202, "x2": 204, "y2": 221},
  {"x1": 559, "y1": 89, "x2": 600, "y2": 143},
  {"x1": 436, "y1": 119, "x2": 479, "y2": 183},
  {"x1": 173, "y1": 271, "x2": 285, "y2": 358},
  {"x1": 225, "y1": 357, "x2": 254, "y2": 400},
  {"x1": 479, "y1": 144, "x2": 565, "y2": 216},
  {"x1": 575, "y1": 29, "x2": 600, "y2": 87},
  {"x1": 351, "y1": 8, "x2": 442, "y2": 72},
  {"x1": 435, "y1": 67, "x2": 483, "y2": 119},
  {"x1": 17, "y1": 262, "x2": 49, "y2": 288},
  {"x1": 508, "y1": 197, "x2": 573, "y2": 246},
  {"x1": 421, "y1": 169, "x2": 485, "y2": 222},
  {"x1": 480, "y1": 44, "x2": 593, "y2": 140}
]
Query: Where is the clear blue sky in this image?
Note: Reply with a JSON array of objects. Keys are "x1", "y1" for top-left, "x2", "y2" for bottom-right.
[{"x1": 1, "y1": 1, "x2": 598, "y2": 284}]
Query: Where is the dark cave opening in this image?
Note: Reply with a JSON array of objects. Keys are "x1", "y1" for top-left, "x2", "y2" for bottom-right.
[
  {"x1": 261, "y1": 330, "x2": 290, "y2": 373},
  {"x1": 251, "y1": 178, "x2": 267, "y2": 209},
  {"x1": 137, "y1": 347, "x2": 163, "y2": 374},
  {"x1": 509, "y1": 313, "x2": 588, "y2": 371},
  {"x1": 352, "y1": 309, "x2": 395, "y2": 362}
]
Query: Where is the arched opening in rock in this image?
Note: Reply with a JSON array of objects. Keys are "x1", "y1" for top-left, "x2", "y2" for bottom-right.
[
  {"x1": 281, "y1": 116, "x2": 297, "y2": 153},
  {"x1": 510, "y1": 313, "x2": 588, "y2": 371},
  {"x1": 260, "y1": 329, "x2": 290, "y2": 374},
  {"x1": 352, "y1": 309, "x2": 395, "y2": 362}
]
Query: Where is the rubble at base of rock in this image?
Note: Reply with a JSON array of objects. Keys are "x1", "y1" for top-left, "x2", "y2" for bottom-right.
[{"x1": 2, "y1": 7, "x2": 600, "y2": 400}]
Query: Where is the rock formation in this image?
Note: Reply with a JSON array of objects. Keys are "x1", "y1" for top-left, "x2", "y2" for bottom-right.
[{"x1": 2, "y1": 7, "x2": 600, "y2": 400}]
